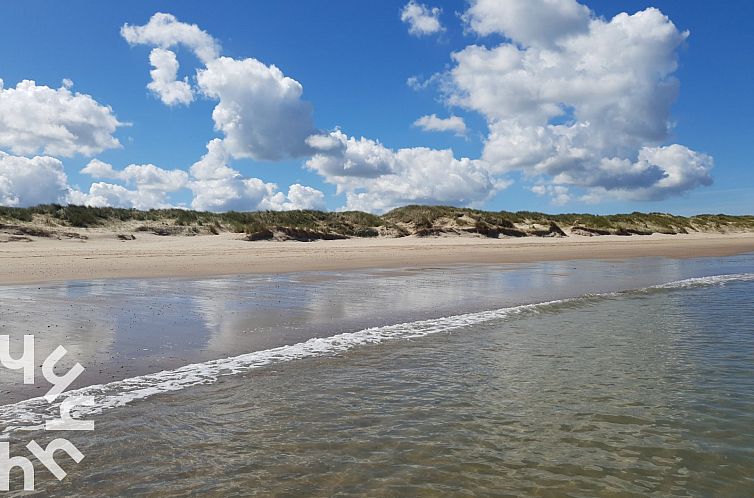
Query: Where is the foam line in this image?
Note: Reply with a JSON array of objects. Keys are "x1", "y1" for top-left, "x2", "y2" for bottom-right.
[
  {"x1": 1, "y1": 272, "x2": 752, "y2": 437},
  {"x1": 649, "y1": 273, "x2": 754, "y2": 289}
]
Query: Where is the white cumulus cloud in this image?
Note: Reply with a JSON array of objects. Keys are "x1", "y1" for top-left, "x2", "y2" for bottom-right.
[
  {"x1": 463, "y1": 0, "x2": 590, "y2": 48},
  {"x1": 0, "y1": 79, "x2": 123, "y2": 157},
  {"x1": 401, "y1": 1, "x2": 445, "y2": 37},
  {"x1": 147, "y1": 48, "x2": 193, "y2": 106},
  {"x1": 82, "y1": 159, "x2": 189, "y2": 192},
  {"x1": 0, "y1": 151, "x2": 70, "y2": 207},
  {"x1": 76, "y1": 144, "x2": 325, "y2": 212},
  {"x1": 196, "y1": 56, "x2": 315, "y2": 161},
  {"x1": 78, "y1": 159, "x2": 189, "y2": 209},
  {"x1": 578, "y1": 145, "x2": 714, "y2": 202},
  {"x1": 413, "y1": 114, "x2": 467, "y2": 136},
  {"x1": 531, "y1": 184, "x2": 572, "y2": 205},
  {"x1": 123, "y1": 13, "x2": 315, "y2": 162},
  {"x1": 121, "y1": 12, "x2": 220, "y2": 63},
  {"x1": 70, "y1": 182, "x2": 175, "y2": 210},
  {"x1": 306, "y1": 130, "x2": 501, "y2": 213},
  {"x1": 443, "y1": 1, "x2": 712, "y2": 203},
  {"x1": 264, "y1": 184, "x2": 327, "y2": 211},
  {"x1": 189, "y1": 139, "x2": 324, "y2": 212},
  {"x1": 284, "y1": 184, "x2": 326, "y2": 210},
  {"x1": 305, "y1": 130, "x2": 394, "y2": 185}
]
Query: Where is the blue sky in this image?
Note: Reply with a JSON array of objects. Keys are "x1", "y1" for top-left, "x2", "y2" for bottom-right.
[{"x1": 0, "y1": 0, "x2": 751, "y2": 214}]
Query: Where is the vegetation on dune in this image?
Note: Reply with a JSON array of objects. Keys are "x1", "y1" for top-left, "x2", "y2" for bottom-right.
[
  {"x1": 0, "y1": 204, "x2": 753, "y2": 241},
  {"x1": 381, "y1": 206, "x2": 751, "y2": 236}
]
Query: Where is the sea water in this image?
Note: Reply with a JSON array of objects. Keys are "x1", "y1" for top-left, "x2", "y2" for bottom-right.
[{"x1": 1, "y1": 255, "x2": 753, "y2": 496}]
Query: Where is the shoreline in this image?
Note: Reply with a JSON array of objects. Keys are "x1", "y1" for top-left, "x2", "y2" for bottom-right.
[{"x1": 2, "y1": 231, "x2": 754, "y2": 285}]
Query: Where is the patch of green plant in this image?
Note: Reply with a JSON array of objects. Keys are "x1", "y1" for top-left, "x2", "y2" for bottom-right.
[{"x1": 2, "y1": 203, "x2": 753, "y2": 237}]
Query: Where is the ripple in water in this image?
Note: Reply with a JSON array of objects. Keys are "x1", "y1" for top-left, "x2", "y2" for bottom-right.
[{"x1": 5, "y1": 275, "x2": 754, "y2": 496}]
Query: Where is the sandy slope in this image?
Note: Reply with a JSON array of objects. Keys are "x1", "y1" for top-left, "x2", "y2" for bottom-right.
[{"x1": 1, "y1": 231, "x2": 753, "y2": 285}]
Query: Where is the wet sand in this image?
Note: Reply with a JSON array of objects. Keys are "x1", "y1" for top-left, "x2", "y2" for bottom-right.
[{"x1": 1, "y1": 231, "x2": 754, "y2": 285}]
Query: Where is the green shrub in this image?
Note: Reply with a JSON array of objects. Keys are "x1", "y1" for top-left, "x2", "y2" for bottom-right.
[
  {"x1": 0, "y1": 207, "x2": 34, "y2": 222},
  {"x1": 62, "y1": 206, "x2": 101, "y2": 227}
]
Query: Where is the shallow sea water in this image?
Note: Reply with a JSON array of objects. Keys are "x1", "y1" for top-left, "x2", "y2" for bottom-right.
[{"x1": 2, "y1": 255, "x2": 754, "y2": 496}]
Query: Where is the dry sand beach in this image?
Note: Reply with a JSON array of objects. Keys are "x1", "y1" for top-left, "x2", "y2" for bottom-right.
[{"x1": 2, "y1": 231, "x2": 754, "y2": 285}]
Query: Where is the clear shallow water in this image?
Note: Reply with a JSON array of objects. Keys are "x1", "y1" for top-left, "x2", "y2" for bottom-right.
[
  {"x1": 5, "y1": 270, "x2": 754, "y2": 496},
  {"x1": 2, "y1": 253, "x2": 754, "y2": 404}
]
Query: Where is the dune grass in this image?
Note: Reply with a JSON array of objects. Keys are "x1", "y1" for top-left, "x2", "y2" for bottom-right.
[{"x1": 0, "y1": 204, "x2": 752, "y2": 239}]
